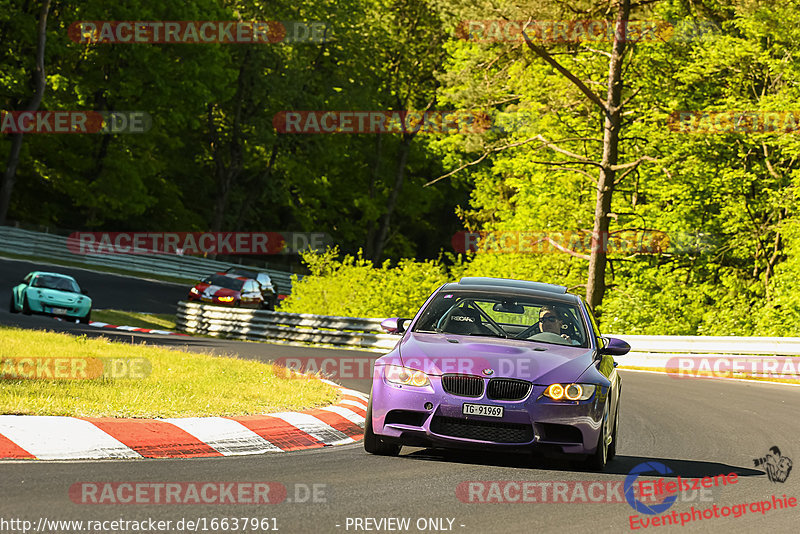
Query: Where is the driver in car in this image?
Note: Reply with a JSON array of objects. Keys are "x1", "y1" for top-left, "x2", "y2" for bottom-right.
[{"x1": 539, "y1": 306, "x2": 574, "y2": 343}]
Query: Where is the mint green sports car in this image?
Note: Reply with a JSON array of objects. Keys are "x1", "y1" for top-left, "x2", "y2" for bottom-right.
[{"x1": 9, "y1": 271, "x2": 92, "y2": 323}]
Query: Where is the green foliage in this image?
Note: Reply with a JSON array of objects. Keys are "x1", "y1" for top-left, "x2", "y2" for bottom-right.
[
  {"x1": 6, "y1": 0, "x2": 800, "y2": 336},
  {"x1": 276, "y1": 0, "x2": 800, "y2": 338},
  {"x1": 280, "y1": 247, "x2": 454, "y2": 317}
]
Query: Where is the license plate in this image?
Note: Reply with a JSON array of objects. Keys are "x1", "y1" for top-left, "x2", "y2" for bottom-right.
[
  {"x1": 48, "y1": 307, "x2": 68, "y2": 314},
  {"x1": 462, "y1": 403, "x2": 503, "y2": 418}
]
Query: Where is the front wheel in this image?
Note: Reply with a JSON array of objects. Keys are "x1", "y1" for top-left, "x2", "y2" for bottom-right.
[
  {"x1": 21, "y1": 294, "x2": 32, "y2": 315},
  {"x1": 582, "y1": 404, "x2": 610, "y2": 471},
  {"x1": 9, "y1": 293, "x2": 18, "y2": 313},
  {"x1": 364, "y1": 401, "x2": 401, "y2": 456},
  {"x1": 607, "y1": 404, "x2": 619, "y2": 462},
  {"x1": 79, "y1": 310, "x2": 91, "y2": 324}
]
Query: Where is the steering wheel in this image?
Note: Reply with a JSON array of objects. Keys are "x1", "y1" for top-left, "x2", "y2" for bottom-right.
[
  {"x1": 565, "y1": 322, "x2": 585, "y2": 345},
  {"x1": 514, "y1": 323, "x2": 540, "y2": 339}
]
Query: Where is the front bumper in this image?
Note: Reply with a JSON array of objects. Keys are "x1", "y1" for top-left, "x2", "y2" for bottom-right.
[
  {"x1": 371, "y1": 371, "x2": 606, "y2": 455},
  {"x1": 27, "y1": 296, "x2": 89, "y2": 318}
]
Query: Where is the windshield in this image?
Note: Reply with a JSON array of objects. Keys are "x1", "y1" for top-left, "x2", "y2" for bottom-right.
[
  {"x1": 227, "y1": 268, "x2": 258, "y2": 279},
  {"x1": 31, "y1": 275, "x2": 80, "y2": 293},
  {"x1": 203, "y1": 274, "x2": 245, "y2": 291},
  {"x1": 412, "y1": 290, "x2": 588, "y2": 347}
]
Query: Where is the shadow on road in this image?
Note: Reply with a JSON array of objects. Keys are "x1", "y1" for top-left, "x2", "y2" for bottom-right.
[{"x1": 401, "y1": 448, "x2": 764, "y2": 478}]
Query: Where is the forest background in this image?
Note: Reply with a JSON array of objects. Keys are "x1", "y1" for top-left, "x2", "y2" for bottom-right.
[{"x1": 3, "y1": 0, "x2": 799, "y2": 336}]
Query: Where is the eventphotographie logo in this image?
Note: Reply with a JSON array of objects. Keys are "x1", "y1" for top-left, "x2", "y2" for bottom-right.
[{"x1": 753, "y1": 446, "x2": 793, "y2": 483}]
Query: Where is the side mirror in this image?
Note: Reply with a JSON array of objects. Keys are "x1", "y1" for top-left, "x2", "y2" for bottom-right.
[
  {"x1": 81, "y1": 289, "x2": 90, "y2": 296},
  {"x1": 599, "y1": 337, "x2": 630, "y2": 356},
  {"x1": 381, "y1": 318, "x2": 411, "y2": 335}
]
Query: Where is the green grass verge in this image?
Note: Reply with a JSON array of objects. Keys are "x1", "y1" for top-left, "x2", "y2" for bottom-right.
[
  {"x1": 0, "y1": 326, "x2": 339, "y2": 417},
  {"x1": 92, "y1": 309, "x2": 177, "y2": 331}
]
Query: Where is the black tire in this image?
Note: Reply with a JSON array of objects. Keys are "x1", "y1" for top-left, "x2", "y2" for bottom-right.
[
  {"x1": 607, "y1": 404, "x2": 619, "y2": 462},
  {"x1": 9, "y1": 293, "x2": 18, "y2": 314},
  {"x1": 364, "y1": 400, "x2": 401, "y2": 456},
  {"x1": 583, "y1": 404, "x2": 610, "y2": 471},
  {"x1": 79, "y1": 310, "x2": 91, "y2": 324},
  {"x1": 21, "y1": 294, "x2": 32, "y2": 315}
]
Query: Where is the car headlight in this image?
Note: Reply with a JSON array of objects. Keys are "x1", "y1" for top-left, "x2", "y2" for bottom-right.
[
  {"x1": 190, "y1": 287, "x2": 199, "y2": 295},
  {"x1": 543, "y1": 383, "x2": 595, "y2": 401},
  {"x1": 217, "y1": 295, "x2": 235, "y2": 302},
  {"x1": 384, "y1": 365, "x2": 430, "y2": 387}
]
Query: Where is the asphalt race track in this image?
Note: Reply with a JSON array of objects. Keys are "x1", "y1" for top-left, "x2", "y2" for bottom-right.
[
  {"x1": 0, "y1": 257, "x2": 188, "y2": 314},
  {"x1": 1, "y1": 276, "x2": 799, "y2": 532}
]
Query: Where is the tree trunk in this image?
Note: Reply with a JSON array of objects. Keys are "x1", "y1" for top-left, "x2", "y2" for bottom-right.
[
  {"x1": 234, "y1": 144, "x2": 278, "y2": 230},
  {"x1": 371, "y1": 134, "x2": 411, "y2": 261},
  {"x1": 0, "y1": 0, "x2": 51, "y2": 225},
  {"x1": 210, "y1": 51, "x2": 251, "y2": 233},
  {"x1": 586, "y1": 0, "x2": 630, "y2": 312},
  {"x1": 365, "y1": 133, "x2": 383, "y2": 259}
]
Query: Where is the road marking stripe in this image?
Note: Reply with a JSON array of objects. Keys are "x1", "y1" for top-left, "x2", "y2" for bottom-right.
[
  {"x1": 0, "y1": 387, "x2": 365, "y2": 459},
  {"x1": 163, "y1": 417, "x2": 282, "y2": 455},
  {"x1": 269, "y1": 412, "x2": 353, "y2": 446},
  {"x1": 337, "y1": 401, "x2": 366, "y2": 417},
  {"x1": 305, "y1": 408, "x2": 364, "y2": 440},
  {"x1": 0, "y1": 416, "x2": 141, "y2": 460},
  {"x1": 230, "y1": 415, "x2": 325, "y2": 451},
  {"x1": 87, "y1": 322, "x2": 187, "y2": 336},
  {"x1": 319, "y1": 405, "x2": 366, "y2": 426},
  {"x1": 0, "y1": 432, "x2": 36, "y2": 459},
  {"x1": 340, "y1": 397, "x2": 367, "y2": 408},
  {"x1": 85, "y1": 418, "x2": 222, "y2": 458}
]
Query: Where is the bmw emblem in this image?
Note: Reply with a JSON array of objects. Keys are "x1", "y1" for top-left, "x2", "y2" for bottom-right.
[{"x1": 482, "y1": 368, "x2": 494, "y2": 376}]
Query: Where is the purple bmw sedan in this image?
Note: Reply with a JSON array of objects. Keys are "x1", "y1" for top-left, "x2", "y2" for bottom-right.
[{"x1": 364, "y1": 277, "x2": 630, "y2": 470}]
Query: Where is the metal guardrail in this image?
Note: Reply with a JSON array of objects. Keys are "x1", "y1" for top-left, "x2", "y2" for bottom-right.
[
  {"x1": 0, "y1": 226, "x2": 295, "y2": 294},
  {"x1": 177, "y1": 301, "x2": 398, "y2": 350},
  {"x1": 612, "y1": 335, "x2": 800, "y2": 356},
  {"x1": 176, "y1": 301, "x2": 800, "y2": 381}
]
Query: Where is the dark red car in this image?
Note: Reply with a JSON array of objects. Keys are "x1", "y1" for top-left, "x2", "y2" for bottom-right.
[{"x1": 187, "y1": 272, "x2": 265, "y2": 308}]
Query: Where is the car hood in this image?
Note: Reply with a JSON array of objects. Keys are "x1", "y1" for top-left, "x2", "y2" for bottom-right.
[
  {"x1": 201, "y1": 285, "x2": 239, "y2": 297},
  {"x1": 27, "y1": 287, "x2": 86, "y2": 305},
  {"x1": 395, "y1": 332, "x2": 594, "y2": 384}
]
